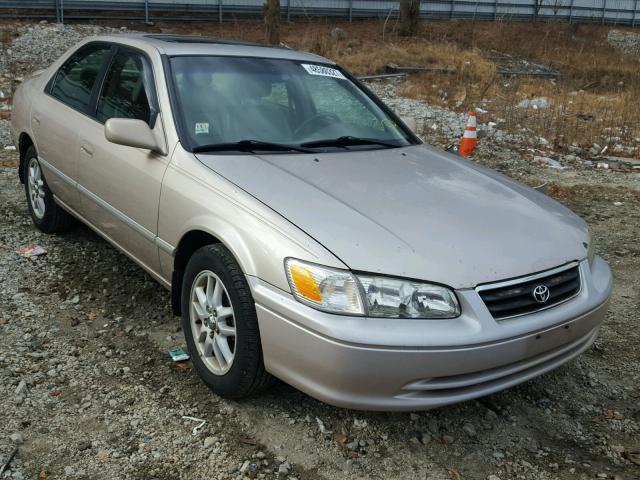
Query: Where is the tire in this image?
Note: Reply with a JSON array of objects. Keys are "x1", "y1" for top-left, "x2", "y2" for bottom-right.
[
  {"x1": 23, "y1": 146, "x2": 74, "y2": 233},
  {"x1": 181, "y1": 244, "x2": 274, "y2": 398}
]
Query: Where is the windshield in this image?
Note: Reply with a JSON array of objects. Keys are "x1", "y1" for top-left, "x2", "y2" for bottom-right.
[{"x1": 169, "y1": 56, "x2": 415, "y2": 152}]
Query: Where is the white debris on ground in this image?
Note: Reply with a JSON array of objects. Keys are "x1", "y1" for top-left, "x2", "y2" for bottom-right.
[{"x1": 516, "y1": 97, "x2": 550, "y2": 109}]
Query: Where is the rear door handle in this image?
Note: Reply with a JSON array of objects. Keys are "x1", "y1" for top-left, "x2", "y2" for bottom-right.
[
  {"x1": 80, "y1": 143, "x2": 94, "y2": 156},
  {"x1": 32, "y1": 113, "x2": 41, "y2": 124}
]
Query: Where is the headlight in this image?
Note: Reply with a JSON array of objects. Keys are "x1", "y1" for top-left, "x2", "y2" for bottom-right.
[
  {"x1": 357, "y1": 275, "x2": 460, "y2": 319},
  {"x1": 285, "y1": 259, "x2": 460, "y2": 318},
  {"x1": 284, "y1": 258, "x2": 364, "y2": 315}
]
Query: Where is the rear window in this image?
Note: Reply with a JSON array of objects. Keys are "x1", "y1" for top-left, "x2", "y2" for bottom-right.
[{"x1": 50, "y1": 44, "x2": 112, "y2": 112}]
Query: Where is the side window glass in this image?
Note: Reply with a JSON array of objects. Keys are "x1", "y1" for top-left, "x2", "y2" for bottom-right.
[
  {"x1": 96, "y1": 52, "x2": 151, "y2": 124},
  {"x1": 50, "y1": 44, "x2": 111, "y2": 112}
]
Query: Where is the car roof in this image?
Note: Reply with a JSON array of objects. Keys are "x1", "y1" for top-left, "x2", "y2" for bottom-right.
[{"x1": 88, "y1": 33, "x2": 334, "y2": 64}]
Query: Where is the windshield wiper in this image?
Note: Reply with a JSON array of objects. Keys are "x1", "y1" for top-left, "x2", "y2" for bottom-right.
[
  {"x1": 300, "y1": 136, "x2": 400, "y2": 149},
  {"x1": 193, "y1": 140, "x2": 314, "y2": 154}
]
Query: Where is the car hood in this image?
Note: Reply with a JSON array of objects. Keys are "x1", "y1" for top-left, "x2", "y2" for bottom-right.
[{"x1": 196, "y1": 145, "x2": 588, "y2": 289}]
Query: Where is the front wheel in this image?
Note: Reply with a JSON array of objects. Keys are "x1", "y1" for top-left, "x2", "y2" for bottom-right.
[{"x1": 181, "y1": 244, "x2": 274, "y2": 398}]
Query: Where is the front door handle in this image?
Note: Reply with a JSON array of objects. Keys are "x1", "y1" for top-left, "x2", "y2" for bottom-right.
[
  {"x1": 32, "y1": 113, "x2": 41, "y2": 124},
  {"x1": 80, "y1": 143, "x2": 94, "y2": 156}
]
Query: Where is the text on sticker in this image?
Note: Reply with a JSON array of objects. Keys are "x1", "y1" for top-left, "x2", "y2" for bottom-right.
[
  {"x1": 195, "y1": 122, "x2": 209, "y2": 135},
  {"x1": 301, "y1": 64, "x2": 346, "y2": 80}
]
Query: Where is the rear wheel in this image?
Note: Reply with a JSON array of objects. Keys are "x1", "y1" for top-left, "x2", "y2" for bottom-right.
[
  {"x1": 23, "y1": 146, "x2": 73, "y2": 233},
  {"x1": 181, "y1": 244, "x2": 274, "y2": 398}
]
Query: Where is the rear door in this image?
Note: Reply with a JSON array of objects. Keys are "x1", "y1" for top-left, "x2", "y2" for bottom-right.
[
  {"x1": 76, "y1": 46, "x2": 168, "y2": 276},
  {"x1": 33, "y1": 43, "x2": 113, "y2": 207}
]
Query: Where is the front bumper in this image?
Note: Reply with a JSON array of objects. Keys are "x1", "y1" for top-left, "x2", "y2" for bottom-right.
[{"x1": 250, "y1": 257, "x2": 612, "y2": 411}]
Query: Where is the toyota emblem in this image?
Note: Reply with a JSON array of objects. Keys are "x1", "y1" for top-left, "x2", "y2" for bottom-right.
[{"x1": 532, "y1": 285, "x2": 551, "y2": 303}]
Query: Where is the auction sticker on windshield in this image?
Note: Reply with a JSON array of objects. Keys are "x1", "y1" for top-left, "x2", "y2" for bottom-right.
[{"x1": 301, "y1": 64, "x2": 346, "y2": 80}]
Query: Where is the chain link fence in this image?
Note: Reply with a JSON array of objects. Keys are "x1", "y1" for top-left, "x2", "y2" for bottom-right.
[{"x1": 0, "y1": 0, "x2": 638, "y2": 26}]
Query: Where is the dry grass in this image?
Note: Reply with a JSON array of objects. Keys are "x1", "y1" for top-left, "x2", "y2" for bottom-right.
[{"x1": 283, "y1": 20, "x2": 640, "y2": 152}]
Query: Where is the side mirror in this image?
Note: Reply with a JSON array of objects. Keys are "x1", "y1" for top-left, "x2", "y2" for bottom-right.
[{"x1": 105, "y1": 118, "x2": 166, "y2": 154}]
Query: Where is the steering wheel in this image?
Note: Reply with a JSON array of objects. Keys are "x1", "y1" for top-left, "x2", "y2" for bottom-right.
[{"x1": 294, "y1": 112, "x2": 341, "y2": 138}]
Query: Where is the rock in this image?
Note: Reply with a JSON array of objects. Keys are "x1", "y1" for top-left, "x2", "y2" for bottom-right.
[
  {"x1": 10, "y1": 433, "x2": 24, "y2": 444},
  {"x1": 523, "y1": 437, "x2": 538, "y2": 453},
  {"x1": 427, "y1": 418, "x2": 439, "y2": 434},
  {"x1": 442, "y1": 435, "x2": 454, "y2": 444},
  {"x1": 277, "y1": 461, "x2": 291, "y2": 476},
  {"x1": 462, "y1": 423, "x2": 477, "y2": 438},
  {"x1": 77, "y1": 440, "x2": 92, "y2": 451},
  {"x1": 204, "y1": 436, "x2": 218, "y2": 448},
  {"x1": 15, "y1": 379, "x2": 27, "y2": 395},
  {"x1": 352, "y1": 418, "x2": 367, "y2": 429}
]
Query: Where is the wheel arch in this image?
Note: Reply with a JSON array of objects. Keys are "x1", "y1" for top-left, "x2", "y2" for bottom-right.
[
  {"x1": 170, "y1": 228, "x2": 256, "y2": 316},
  {"x1": 18, "y1": 132, "x2": 35, "y2": 184}
]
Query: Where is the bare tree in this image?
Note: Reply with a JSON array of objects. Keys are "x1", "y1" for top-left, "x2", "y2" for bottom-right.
[
  {"x1": 399, "y1": 0, "x2": 421, "y2": 37},
  {"x1": 264, "y1": 0, "x2": 281, "y2": 45}
]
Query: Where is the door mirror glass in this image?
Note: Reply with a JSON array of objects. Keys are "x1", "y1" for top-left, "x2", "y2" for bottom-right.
[{"x1": 104, "y1": 118, "x2": 164, "y2": 154}]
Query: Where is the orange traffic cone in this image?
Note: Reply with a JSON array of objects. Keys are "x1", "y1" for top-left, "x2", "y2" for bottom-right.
[{"x1": 459, "y1": 112, "x2": 477, "y2": 157}]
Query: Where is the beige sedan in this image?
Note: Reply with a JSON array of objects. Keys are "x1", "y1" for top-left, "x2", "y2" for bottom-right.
[{"x1": 10, "y1": 34, "x2": 611, "y2": 410}]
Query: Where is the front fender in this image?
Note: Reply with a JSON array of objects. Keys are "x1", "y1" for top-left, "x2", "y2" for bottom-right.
[{"x1": 158, "y1": 152, "x2": 345, "y2": 293}]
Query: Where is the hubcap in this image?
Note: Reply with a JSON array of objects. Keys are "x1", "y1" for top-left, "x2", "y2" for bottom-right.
[
  {"x1": 27, "y1": 157, "x2": 46, "y2": 219},
  {"x1": 189, "y1": 270, "x2": 236, "y2": 375}
]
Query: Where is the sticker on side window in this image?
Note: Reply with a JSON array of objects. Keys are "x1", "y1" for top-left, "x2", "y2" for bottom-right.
[
  {"x1": 301, "y1": 64, "x2": 346, "y2": 80},
  {"x1": 195, "y1": 122, "x2": 209, "y2": 135}
]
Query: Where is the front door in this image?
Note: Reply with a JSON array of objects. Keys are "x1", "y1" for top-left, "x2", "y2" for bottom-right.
[{"x1": 76, "y1": 47, "x2": 168, "y2": 276}]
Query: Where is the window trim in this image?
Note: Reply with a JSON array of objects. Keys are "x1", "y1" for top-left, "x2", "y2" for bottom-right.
[
  {"x1": 162, "y1": 54, "x2": 422, "y2": 153},
  {"x1": 45, "y1": 41, "x2": 117, "y2": 118},
  {"x1": 93, "y1": 44, "x2": 160, "y2": 128},
  {"x1": 45, "y1": 41, "x2": 161, "y2": 129}
]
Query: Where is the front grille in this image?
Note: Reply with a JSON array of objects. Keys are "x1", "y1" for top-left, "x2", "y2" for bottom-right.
[{"x1": 478, "y1": 264, "x2": 581, "y2": 320}]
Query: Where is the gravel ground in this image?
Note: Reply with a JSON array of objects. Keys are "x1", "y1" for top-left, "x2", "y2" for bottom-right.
[{"x1": 1, "y1": 21, "x2": 640, "y2": 480}]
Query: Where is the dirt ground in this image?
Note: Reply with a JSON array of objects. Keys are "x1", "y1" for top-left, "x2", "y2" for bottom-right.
[{"x1": 0, "y1": 18, "x2": 639, "y2": 480}]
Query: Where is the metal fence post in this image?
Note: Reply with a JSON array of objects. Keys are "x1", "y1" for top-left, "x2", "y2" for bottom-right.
[
  {"x1": 287, "y1": 0, "x2": 291, "y2": 22},
  {"x1": 144, "y1": 0, "x2": 149, "y2": 24},
  {"x1": 219, "y1": 0, "x2": 222, "y2": 24},
  {"x1": 60, "y1": 0, "x2": 64, "y2": 24},
  {"x1": 568, "y1": 0, "x2": 574, "y2": 23},
  {"x1": 602, "y1": 0, "x2": 607, "y2": 24},
  {"x1": 633, "y1": 0, "x2": 639, "y2": 27},
  {"x1": 494, "y1": 0, "x2": 498, "y2": 20},
  {"x1": 348, "y1": 0, "x2": 353, "y2": 22}
]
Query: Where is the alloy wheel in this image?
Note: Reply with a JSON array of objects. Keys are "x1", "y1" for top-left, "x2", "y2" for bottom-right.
[
  {"x1": 27, "y1": 157, "x2": 46, "y2": 219},
  {"x1": 189, "y1": 270, "x2": 237, "y2": 375}
]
